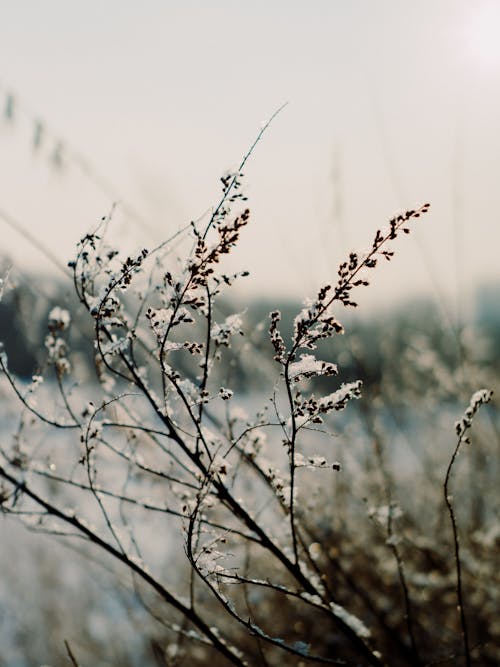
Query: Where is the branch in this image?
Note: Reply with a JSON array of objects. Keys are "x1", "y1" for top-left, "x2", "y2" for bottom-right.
[{"x1": 444, "y1": 389, "x2": 493, "y2": 667}]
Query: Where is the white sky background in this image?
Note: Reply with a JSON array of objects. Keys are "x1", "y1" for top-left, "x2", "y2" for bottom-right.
[{"x1": 0, "y1": 0, "x2": 499, "y2": 314}]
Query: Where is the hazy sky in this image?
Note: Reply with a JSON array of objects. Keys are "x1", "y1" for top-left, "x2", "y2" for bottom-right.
[{"x1": 1, "y1": 1, "x2": 499, "y2": 314}]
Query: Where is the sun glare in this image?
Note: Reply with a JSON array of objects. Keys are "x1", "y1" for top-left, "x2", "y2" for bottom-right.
[{"x1": 467, "y1": 2, "x2": 500, "y2": 68}]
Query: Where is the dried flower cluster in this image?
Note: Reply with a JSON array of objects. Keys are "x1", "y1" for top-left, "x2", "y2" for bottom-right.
[{"x1": 1, "y1": 127, "x2": 497, "y2": 667}]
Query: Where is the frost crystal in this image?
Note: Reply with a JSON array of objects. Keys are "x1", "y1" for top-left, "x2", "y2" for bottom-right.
[
  {"x1": 146, "y1": 307, "x2": 172, "y2": 337},
  {"x1": 318, "y1": 380, "x2": 362, "y2": 412},
  {"x1": 289, "y1": 354, "x2": 337, "y2": 381},
  {"x1": 294, "y1": 453, "x2": 332, "y2": 469},
  {"x1": 211, "y1": 313, "x2": 243, "y2": 346},
  {"x1": 176, "y1": 378, "x2": 199, "y2": 401},
  {"x1": 455, "y1": 388, "x2": 493, "y2": 437},
  {"x1": 330, "y1": 602, "x2": 371, "y2": 639},
  {"x1": 100, "y1": 334, "x2": 131, "y2": 357}
]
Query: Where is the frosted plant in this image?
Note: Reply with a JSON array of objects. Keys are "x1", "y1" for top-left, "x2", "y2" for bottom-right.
[{"x1": 3, "y1": 119, "x2": 495, "y2": 666}]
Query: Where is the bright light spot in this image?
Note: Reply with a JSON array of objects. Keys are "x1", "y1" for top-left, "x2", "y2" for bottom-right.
[{"x1": 467, "y1": 2, "x2": 500, "y2": 68}]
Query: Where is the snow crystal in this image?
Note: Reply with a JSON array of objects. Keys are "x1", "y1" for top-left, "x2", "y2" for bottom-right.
[
  {"x1": 100, "y1": 334, "x2": 131, "y2": 357},
  {"x1": 330, "y1": 602, "x2": 371, "y2": 639},
  {"x1": 211, "y1": 313, "x2": 243, "y2": 345},
  {"x1": 147, "y1": 307, "x2": 173, "y2": 337},
  {"x1": 289, "y1": 354, "x2": 337, "y2": 380},
  {"x1": 318, "y1": 380, "x2": 362, "y2": 412},
  {"x1": 455, "y1": 388, "x2": 493, "y2": 437}
]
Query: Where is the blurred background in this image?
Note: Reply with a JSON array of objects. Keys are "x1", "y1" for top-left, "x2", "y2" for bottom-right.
[{"x1": 1, "y1": 0, "x2": 499, "y2": 314}]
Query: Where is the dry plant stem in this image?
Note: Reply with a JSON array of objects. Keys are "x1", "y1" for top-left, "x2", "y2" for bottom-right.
[
  {"x1": 123, "y1": 363, "x2": 325, "y2": 622},
  {"x1": 202, "y1": 102, "x2": 288, "y2": 240},
  {"x1": 64, "y1": 639, "x2": 81, "y2": 667},
  {"x1": 443, "y1": 435, "x2": 471, "y2": 667},
  {"x1": 0, "y1": 116, "x2": 441, "y2": 665},
  {"x1": 185, "y1": 498, "x2": 364, "y2": 667},
  {"x1": 0, "y1": 356, "x2": 79, "y2": 430},
  {"x1": 369, "y1": 417, "x2": 420, "y2": 665},
  {"x1": 32, "y1": 468, "x2": 259, "y2": 543},
  {"x1": 442, "y1": 388, "x2": 492, "y2": 666},
  {"x1": 54, "y1": 371, "x2": 81, "y2": 426},
  {"x1": 211, "y1": 479, "x2": 381, "y2": 663},
  {"x1": 241, "y1": 548, "x2": 272, "y2": 667},
  {"x1": 319, "y1": 532, "x2": 418, "y2": 663},
  {"x1": 283, "y1": 358, "x2": 301, "y2": 564},
  {"x1": 386, "y1": 502, "x2": 420, "y2": 665},
  {"x1": 108, "y1": 325, "x2": 381, "y2": 663},
  {"x1": 280, "y1": 204, "x2": 430, "y2": 578},
  {"x1": 82, "y1": 415, "x2": 127, "y2": 556},
  {"x1": 0, "y1": 465, "x2": 247, "y2": 667}
]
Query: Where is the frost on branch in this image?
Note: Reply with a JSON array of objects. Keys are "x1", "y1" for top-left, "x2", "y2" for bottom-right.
[
  {"x1": 318, "y1": 380, "x2": 363, "y2": 412},
  {"x1": 288, "y1": 354, "x2": 338, "y2": 382},
  {"x1": 46, "y1": 308, "x2": 72, "y2": 376},
  {"x1": 211, "y1": 313, "x2": 244, "y2": 347},
  {"x1": 294, "y1": 452, "x2": 341, "y2": 470},
  {"x1": 455, "y1": 388, "x2": 493, "y2": 438},
  {"x1": 292, "y1": 289, "x2": 344, "y2": 352},
  {"x1": 0, "y1": 121, "x2": 444, "y2": 667},
  {"x1": 269, "y1": 310, "x2": 286, "y2": 362},
  {"x1": 292, "y1": 380, "x2": 363, "y2": 425},
  {"x1": 99, "y1": 333, "x2": 131, "y2": 357},
  {"x1": 330, "y1": 602, "x2": 372, "y2": 640}
]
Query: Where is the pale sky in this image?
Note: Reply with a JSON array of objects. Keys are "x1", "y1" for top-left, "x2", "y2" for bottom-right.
[{"x1": 1, "y1": 1, "x2": 499, "y2": 314}]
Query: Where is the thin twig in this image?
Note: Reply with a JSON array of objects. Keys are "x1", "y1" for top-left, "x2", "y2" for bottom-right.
[
  {"x1": 444, "y1": 389, "x2": 493, "y2": 667},
  {"x1": 64, "y1": 639, "x2": 81, "y2": 667},
  {"x1": 444, "y1": 434, "x2": 471, "y2": 667}
]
